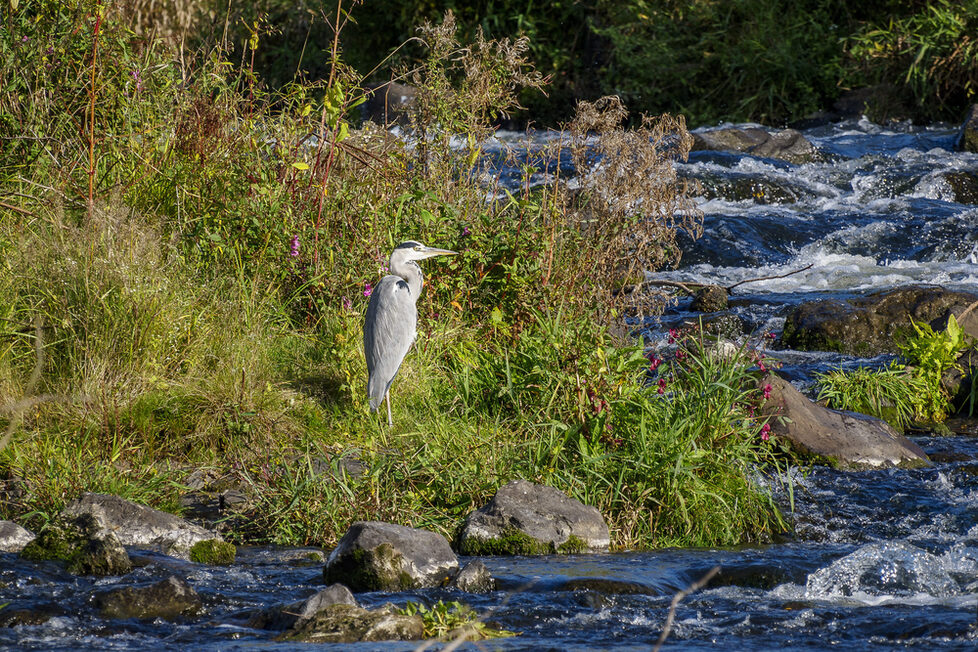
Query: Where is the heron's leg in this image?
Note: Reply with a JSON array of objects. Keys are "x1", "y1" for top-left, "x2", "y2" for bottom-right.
[{"x1": 385, "y1": 391, "x2": 392, "y2": 427}]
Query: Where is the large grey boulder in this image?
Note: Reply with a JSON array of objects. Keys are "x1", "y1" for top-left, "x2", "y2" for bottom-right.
[
  {"x1": 691, "y1": 127, "x2": 816, "y2": 164},
  {"x1": 95, "y1": 575, "x2": 202, "y2": 621},
  {"x1": 323, "y1": 521, "x2": 459, "y2": 591},
  {"x1": 62, "y1": 492, "x2": 220, "y2": 560},
  {"x1": 760, "y1": 373, "x2": 929, "y2": 469},
  {"x1": 0, "y1": 520, "x2": 34, "y2": 552},
  {"x1": 456, "y1": 480, "x2": 610, "y2": 555},
  {"x1": 781, "y1": 286, "x2": 978, "y2": 355},
  {"x1": 957, "y1": 104, "x2": 978, "y2": 152},
  {"x1": 280, "y1": 603, "x2": 423, "y2": 644}
]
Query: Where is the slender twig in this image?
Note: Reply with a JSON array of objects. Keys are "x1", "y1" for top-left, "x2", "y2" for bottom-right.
[
  {"x1": 652, "y1": 566, "x2": 720, "y2": 652},
  {"x1": 726, "y1": 263, "x2": 814, "y2": 291},
  {"x1": 957, "y1": 299, "x2": 978, "y2": 322},
  {"x1": 0, "y1": 200, "x2": 33, "y2": 217}
]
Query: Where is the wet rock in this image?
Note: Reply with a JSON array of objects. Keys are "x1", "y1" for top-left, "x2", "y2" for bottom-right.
[
  {"x1": 942, "y1": 171, "x2": 978, "y2": 204},
  {"x1": 62, "y1": 492, "x2": 221, "y2": 560},
  {"x1": 759, "y1": 373, "x2": 929, "y2": 469},
  {"x1": 280, "y1": 603, "x2": 424, "y2": 643},
  {"x1": 693, "y1": 174, "x2": 801, "y2": 204},
  {"x1": 0, "y1": 520, "x2": 34, "y2": 552},
  {"x1": 691, "y1": 127, "x2": 816, "y2": 164},
  {"x1": 690, "y1": 285, "x2": 728, "y2": 313},
  {"x1": 956, "y1": 104, "x2": 978, "y2": 153},
  {"x1": 20, "y1": 514, "x2": 132, "y2": 576},
  {"x1": 448, "y1": 560, "x2": 495, "y2": 592},
  {"x1": 323, "y1": 521, "x2": 458, "y2": 591},
  {"x1": 95, "y1": 575, "x2": 202, "y2": 621},
  {"x1": 0, "y1": 601, "x2": 66, "y2": 627},
  {"x1": 248, "y1": 584, "x2": 358, "y2": 630},
  {"x1": 189, "y1": 538, "x2": 235, "y2": 565},
  {"x1": 781, "y1": 286, "x2": 978, "y2": 355},
  {"x1": 456, "y1": 480, "x2": 610, "y2": 555}
]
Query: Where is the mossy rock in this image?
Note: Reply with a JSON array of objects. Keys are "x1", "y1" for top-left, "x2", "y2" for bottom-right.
[
  {"x1": 189, "y1": 538, "x2": 235, "y2": 565},
  {"x1": 20, "y1": 515, "x2": 132, "y2": 576},
  {"x1": 323, "y1": 543, "x2": 416, "y2": 591}
]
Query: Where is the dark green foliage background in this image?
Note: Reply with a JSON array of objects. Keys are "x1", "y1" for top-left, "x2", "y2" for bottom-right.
[{"x1": 215, "y1": 0, "x2": 978, "y2": 126}]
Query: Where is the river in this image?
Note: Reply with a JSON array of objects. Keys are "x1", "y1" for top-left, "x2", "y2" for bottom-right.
[{"x1": 2, "y1": 119, "x2": 977, "y2": 650}]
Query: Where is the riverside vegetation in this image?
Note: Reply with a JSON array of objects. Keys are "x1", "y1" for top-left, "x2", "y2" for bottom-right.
[{"x1": 2, "y1": 0, "x2": 804, "y2": 552}]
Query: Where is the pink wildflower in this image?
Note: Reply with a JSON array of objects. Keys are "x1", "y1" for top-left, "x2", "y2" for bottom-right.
[
  {"x1": 763, "y1": 383, "x2": 772, "y2": 400},
  {"x1": 668, "y1": 328, "x2": 678, "y2": 344},
  {"x1": 649, "y1": 357, "x2": 661, "y2": 371},
  {"x1": 760, "y1": 423, "x2": 771, "y2": 441},
  {"x1": 657, "y1": 377, "x2": 667, "y2": 394},
  {"x1": 363, "y1": 283, "x2": 373, "y2": 297},
  {"x1": 290, "y1": 235, "x2": 299, "y2": 257}
]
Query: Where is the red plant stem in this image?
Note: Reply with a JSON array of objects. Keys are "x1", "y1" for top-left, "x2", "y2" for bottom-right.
[{"x1": 88, "y1": 5, "x2": 102, "y2": 209}]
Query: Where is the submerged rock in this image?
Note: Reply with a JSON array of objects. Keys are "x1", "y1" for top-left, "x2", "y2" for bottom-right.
[
  {"x1": 323, "y1": 521, "x2": 458, "y2": 591},
  {"x1": 691, "y1": 127, "x2": 816, "y2": 164},
  {"x1": 20, "y1": 514, "x2": 132, "y2": 576},
  {"x1": 0, "y1": 601, "x2": 66, "y2": 627},
  {"x1": 781, "y1": 286, "x2": 978, "y2": 355},
  {"x1": 280, "y1": 603, "x2": 424, "y2": 643},
  {"x1": 759, "y1": 373, "x2": 929, "y2": 469},
  {"x1": 0, "y1": 520, "x2": 34, "y2": 552},
  {"x1": 456, "y1": 480, "x2": 610, "y2": 555},
  {"x1": 95, "y1": 575, "x2": 202, "y2": 621},
  {"x1": 62, "y1": 492, "x2": 221, "y2": 560}
]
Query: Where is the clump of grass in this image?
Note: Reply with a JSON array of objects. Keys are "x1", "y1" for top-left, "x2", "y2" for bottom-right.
[
  {"x1": 815, "y1": 365, "x2": 926, "y2": 431},
  {"x1": 399, "y1": 600, "x2": 515, "y2": 640}
]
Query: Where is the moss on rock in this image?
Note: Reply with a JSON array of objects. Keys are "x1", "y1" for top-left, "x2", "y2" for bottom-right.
[
  {"x1": 456, "y1": 528, "x2": 587, "y2": 556},
  {"x1": 189, "y1": 538, "x2": 236, "y2": 565}
]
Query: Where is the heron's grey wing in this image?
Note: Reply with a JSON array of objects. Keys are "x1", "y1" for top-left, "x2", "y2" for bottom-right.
[{"x1": 363, "y1": 275, "x2": 418, "y2": 410}]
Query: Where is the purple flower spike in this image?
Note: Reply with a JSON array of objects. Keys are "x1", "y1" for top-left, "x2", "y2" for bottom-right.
[{"x1": 290, "y1": 235, "x2": 299, "y2": 257}]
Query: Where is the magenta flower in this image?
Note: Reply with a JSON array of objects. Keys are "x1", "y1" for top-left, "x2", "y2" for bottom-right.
[
  {"x1": 289, "y1": 235, "x2": 299, "y2": 257},
  {"x1": 676, "y1": 349, "x2": 687, "y2": 361},
  {"x1": 762, "y1": 383, "x2": 772, "y2": 400},
  {"x1": 363, "y1": 283, "x2": 372, "y2": 297},
  {"x1": 760, "y1": 423, "x2": 771, "y2": 441},
  {"x1": 461, "y1": 226, "x2": 470, "y2": 237},
  {"x1": 766, "y1": 332, "x2": 777, "y2": 340},
  {"x1": 657, "y1": 377, "x2": 667, "y2": 394},
  {"x1": 758, "y1": 360, "x2": 767, "y2": 372},
  {"x1": 649, "y1": 356, "x2": 661, "y2": 371},
  {"x1": 668, "y1": 328, "x2": 678, "y2": 344},
  {"x1": 342, "y1": 296, "x2": 352, "y2": 311}
]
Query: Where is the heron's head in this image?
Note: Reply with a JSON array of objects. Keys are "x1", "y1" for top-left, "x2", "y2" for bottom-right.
[{"x1": 391, "y1": 241, "x2": 457, "y2": 263}]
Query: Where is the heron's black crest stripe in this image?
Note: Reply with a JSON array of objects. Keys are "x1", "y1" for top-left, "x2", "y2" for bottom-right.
[{"x1": 396, "y1": 241, "x2": 422, "y2": 249}]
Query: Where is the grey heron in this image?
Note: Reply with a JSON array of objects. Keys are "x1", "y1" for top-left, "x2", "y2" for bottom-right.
[{"x1": 364, "y1": 241, "x2": 457, "y2": 425}]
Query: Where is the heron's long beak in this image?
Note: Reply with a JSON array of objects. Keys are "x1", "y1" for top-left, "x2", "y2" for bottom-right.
[{"x1": 420, "y1": 247, "x2": 458, "y2": 259}]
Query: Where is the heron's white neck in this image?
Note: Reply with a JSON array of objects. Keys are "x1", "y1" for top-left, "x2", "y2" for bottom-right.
[{"x1": 390, "y1": 257, "x2": 423, "y2": 301}]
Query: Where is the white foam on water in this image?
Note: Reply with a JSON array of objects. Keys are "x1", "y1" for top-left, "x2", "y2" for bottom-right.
[{"x1": 804, "y1": 541, "x2": 967, "y2": 603}]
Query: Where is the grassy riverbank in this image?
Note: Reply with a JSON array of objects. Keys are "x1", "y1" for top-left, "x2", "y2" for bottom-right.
[{"x1": 0, "y1": 0, "x2": 791, "y2": 550}]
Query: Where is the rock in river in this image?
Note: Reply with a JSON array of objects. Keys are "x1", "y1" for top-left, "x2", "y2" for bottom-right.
[
  {"x1": 760, "y1": 373, "x2": 929, "y2": 469},
  {"x1": 456, "y1": 479, "x2": 610, "y2": 555},
  {"x1": 691, "y1": 127, "x2": 816, "y2": 164},
  {"x1": 323, "y1": 521, "x2": 459, "y2": 591},
  {"x1": 62, "y1": 492, "x2": 222, "y2": 560},
  {"x1": 781, "y1": 286, "x2": 978, "y2": 355},
  {"x1": 0, "y1": 520, "x2": 34, "y2": 552},
  {"x1": 95, "y1": 575, "x2": 202, "y2": 621},
  {"x1": 20, "y1": 514, "x2": 132, "y2": 576}
]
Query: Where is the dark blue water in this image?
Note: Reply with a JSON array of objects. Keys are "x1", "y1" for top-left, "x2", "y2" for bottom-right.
[{"x1": 2, "y1": 119, "x2": 977, "y2": 650}]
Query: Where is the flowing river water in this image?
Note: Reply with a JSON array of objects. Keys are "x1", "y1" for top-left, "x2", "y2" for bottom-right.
[{"x1": 3, "y1": 119, "x2": 978, "y2": 650}]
